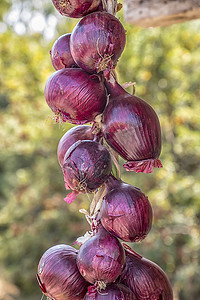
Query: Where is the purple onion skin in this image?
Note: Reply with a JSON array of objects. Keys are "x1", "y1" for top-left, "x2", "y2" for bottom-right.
[
  {"x1": 100, "y1": 175, "x2": 153, "y2": 242},
  {"x1": 52, "y1": 0, "x2": 102, "y2": 18},
  {"x1": 45, "y1": 68, "x2": 107, "y2": 124},
  {"x1": 37, "y1": 244, "x2": 89, "y2": 300},
  {"x1": 57, "y1": 125, "x2": 94, "y2": 167},
  {"x1": 70, "y1": 12, "x2": 126, "y2": 74},
  {"x1": 84, "y1": 283, "x2": 136, "y2": 299},
  {"x1": 62, "y1": 140, "x2": 112, "y2": 194},
  {"x1": 102, "y1": 79, "x2": 162, "y2": 173},
  {"x1": 77, "y1": 224, "x2": 125, "y2": 285},
  {"x1": 50, "y1": 33, "x2": 77, "y2": 70},
  {"x1": 119, "y1": 245, "x2": 173, "y2": 300}
]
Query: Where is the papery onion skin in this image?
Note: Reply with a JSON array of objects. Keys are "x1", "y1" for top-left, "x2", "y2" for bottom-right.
[
  {"x1": 57, "y1": 125, "x2": 94, "y2": 167},
  {"x1": 100, "y1": 175, "x2": 153, "y2": 242},
  {"x1": 84, "y1": 283, "x2": 136, "y2": 299},
  {"x1": 52, "y1": 0, "x2": 102, "y2": 18},
  {"x1": 45, "y1": 68, "x2": 107, "y2": 124},
  {"x1": 50, "y1": 33, "x2": 77, "y2": 70},
  {"x1": 119, "y1": 244, "x2": 173, "y2": 300},
  {"x1": 37, "y1": 244, "x2": 89, "y2": 300},
  {"x1": 70, "y1": 12, "x2": 126, "y2": 74},
  {"x1": 102, "y1": 79, "x2": 162, "y2": 173},
  {"x1": 62, "y1": 140, "x2": 112, "y2": 202},
  {"x1": 77, "y1": 223, "x2": 125, "y2": 285}
]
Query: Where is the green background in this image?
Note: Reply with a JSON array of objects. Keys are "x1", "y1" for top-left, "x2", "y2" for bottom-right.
[{"x1": 0, "y1": 1, "x2": 200, "y2": 299}]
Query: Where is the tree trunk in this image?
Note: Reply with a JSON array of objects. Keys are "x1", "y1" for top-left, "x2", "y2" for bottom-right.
[{"x1": 124, "y1": 0, "x2": 200, "y2": 27}]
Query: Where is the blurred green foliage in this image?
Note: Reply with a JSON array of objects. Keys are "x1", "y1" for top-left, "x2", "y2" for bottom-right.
[{"x1": 0, "y1": 1, "x2": 200, "y2": 299}]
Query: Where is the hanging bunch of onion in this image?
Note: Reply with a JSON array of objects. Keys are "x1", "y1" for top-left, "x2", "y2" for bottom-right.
[{"x1": 37, "y1": 0, "x2": 174, "y2": 299}]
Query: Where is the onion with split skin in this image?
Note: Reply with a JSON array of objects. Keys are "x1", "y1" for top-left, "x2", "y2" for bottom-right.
[
  {"x1": 62, "y1": 140, "x2": 112, "y2": 203},
  {"x1": 52, "y1": 0, "x2": 102, "y2": 18},
  {"x1": 77, "y1": 223, "x2": 125, "y2": 286},
  {"x1": 45, "y1": 68, "x2": 107, "y2": 124},
  {"x1": 100, "y1": 175, "x2": 153, "y2": 242},
  {"x1": 37, "y1": 244, "x2": 89, "y2": 300},
  {"x1": 119, "y1": 244, "x2": 173, "y2": 300},
  {"x1": 57, "y1": 125, "x2": 94, "y2": 167},
  {"x1": 102, "y1": 78, "x2": 162, "y2": 173},
  {"x1": 70, "y1": 11, "x2": 126, "y2": 74},
  {"x1": 50, "y1": 33, "x2": 77, "y2": 70}
]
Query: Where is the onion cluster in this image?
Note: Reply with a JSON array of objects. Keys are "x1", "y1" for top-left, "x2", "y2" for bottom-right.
[{"x1": 37, "y1": 1, "x2": 173, "y2": 299}]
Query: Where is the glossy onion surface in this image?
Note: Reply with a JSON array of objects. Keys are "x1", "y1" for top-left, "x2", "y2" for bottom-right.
[
  {"x1": 100, "y1": 175, "x2": 153, "y2": 242},
  {"x1": 84, "y1": 283, "x2": 136, "y2": 299},
  {"x1": 52, "y1": 0, "x2": 101, "y2": 18},
  {"x1": 77, "y1": 224, "x2": 125, "y2": 284},
  {"x1": 119, "y1": 245, "x2": 173, "y2": 300},
  {"x1": 102, "y1": 80, "x2": 162, "y2": 173},
  {"x1": 45, "y1": 68, "x2": 107, "y2": 124},
  {"x1": 70, "y1": 12, "x2": 126, "y2": 73},
  {"x1": 37, "y1": 244, "x2": 89, "y2": 300},
  {"x1": 62, "y1": 140, "x2": 112, "y2": 203},
  {"x1": 50, "y1": 33, "x2": 77, "y2": 70},
  {"x1": 57, "y1": 125, "x2": 94, "y2": 167}
]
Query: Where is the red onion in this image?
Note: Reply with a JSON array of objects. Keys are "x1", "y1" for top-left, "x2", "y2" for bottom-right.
[
  {"x1": 84, "y1": 283, "x2": 136, "y2": 299},
  {"x1": 119, "y1": 244, "x2": 173, "y2": 300},
  {"x1": 50, "y1": 33, "x2": 77, "y2": 70},
  {"x1": 52, "y1": 0, "x2": 102, "y2": 18},
  {"x1": 45, "y1": 68, "x2": 107, "y2": 124},
  {"x1": 77, "y1": 223, "x2": 125, "y2": 286},
  {"x1": 57, "y1": 125, "x2": 94, "y2": 167},
  {"x1": 62, "y1": 140, "x2": 112, "y2": 203},
  {"x1": 102, "y1": 78, "x2": 162, "y2": 173},
  {"x1": 37, "y1": 244, "x2": 89, "y2": 300},
  {"x1": 100, "y1": 175, "x2": 153, "y2": 242},
  {"x1": 70, "y1": 12, "x2": 126, "y2": 73}
]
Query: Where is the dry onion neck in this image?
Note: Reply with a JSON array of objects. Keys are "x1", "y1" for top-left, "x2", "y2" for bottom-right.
[{"x1": 102, "y1": 0, "x2": 118, "y2": 15}]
